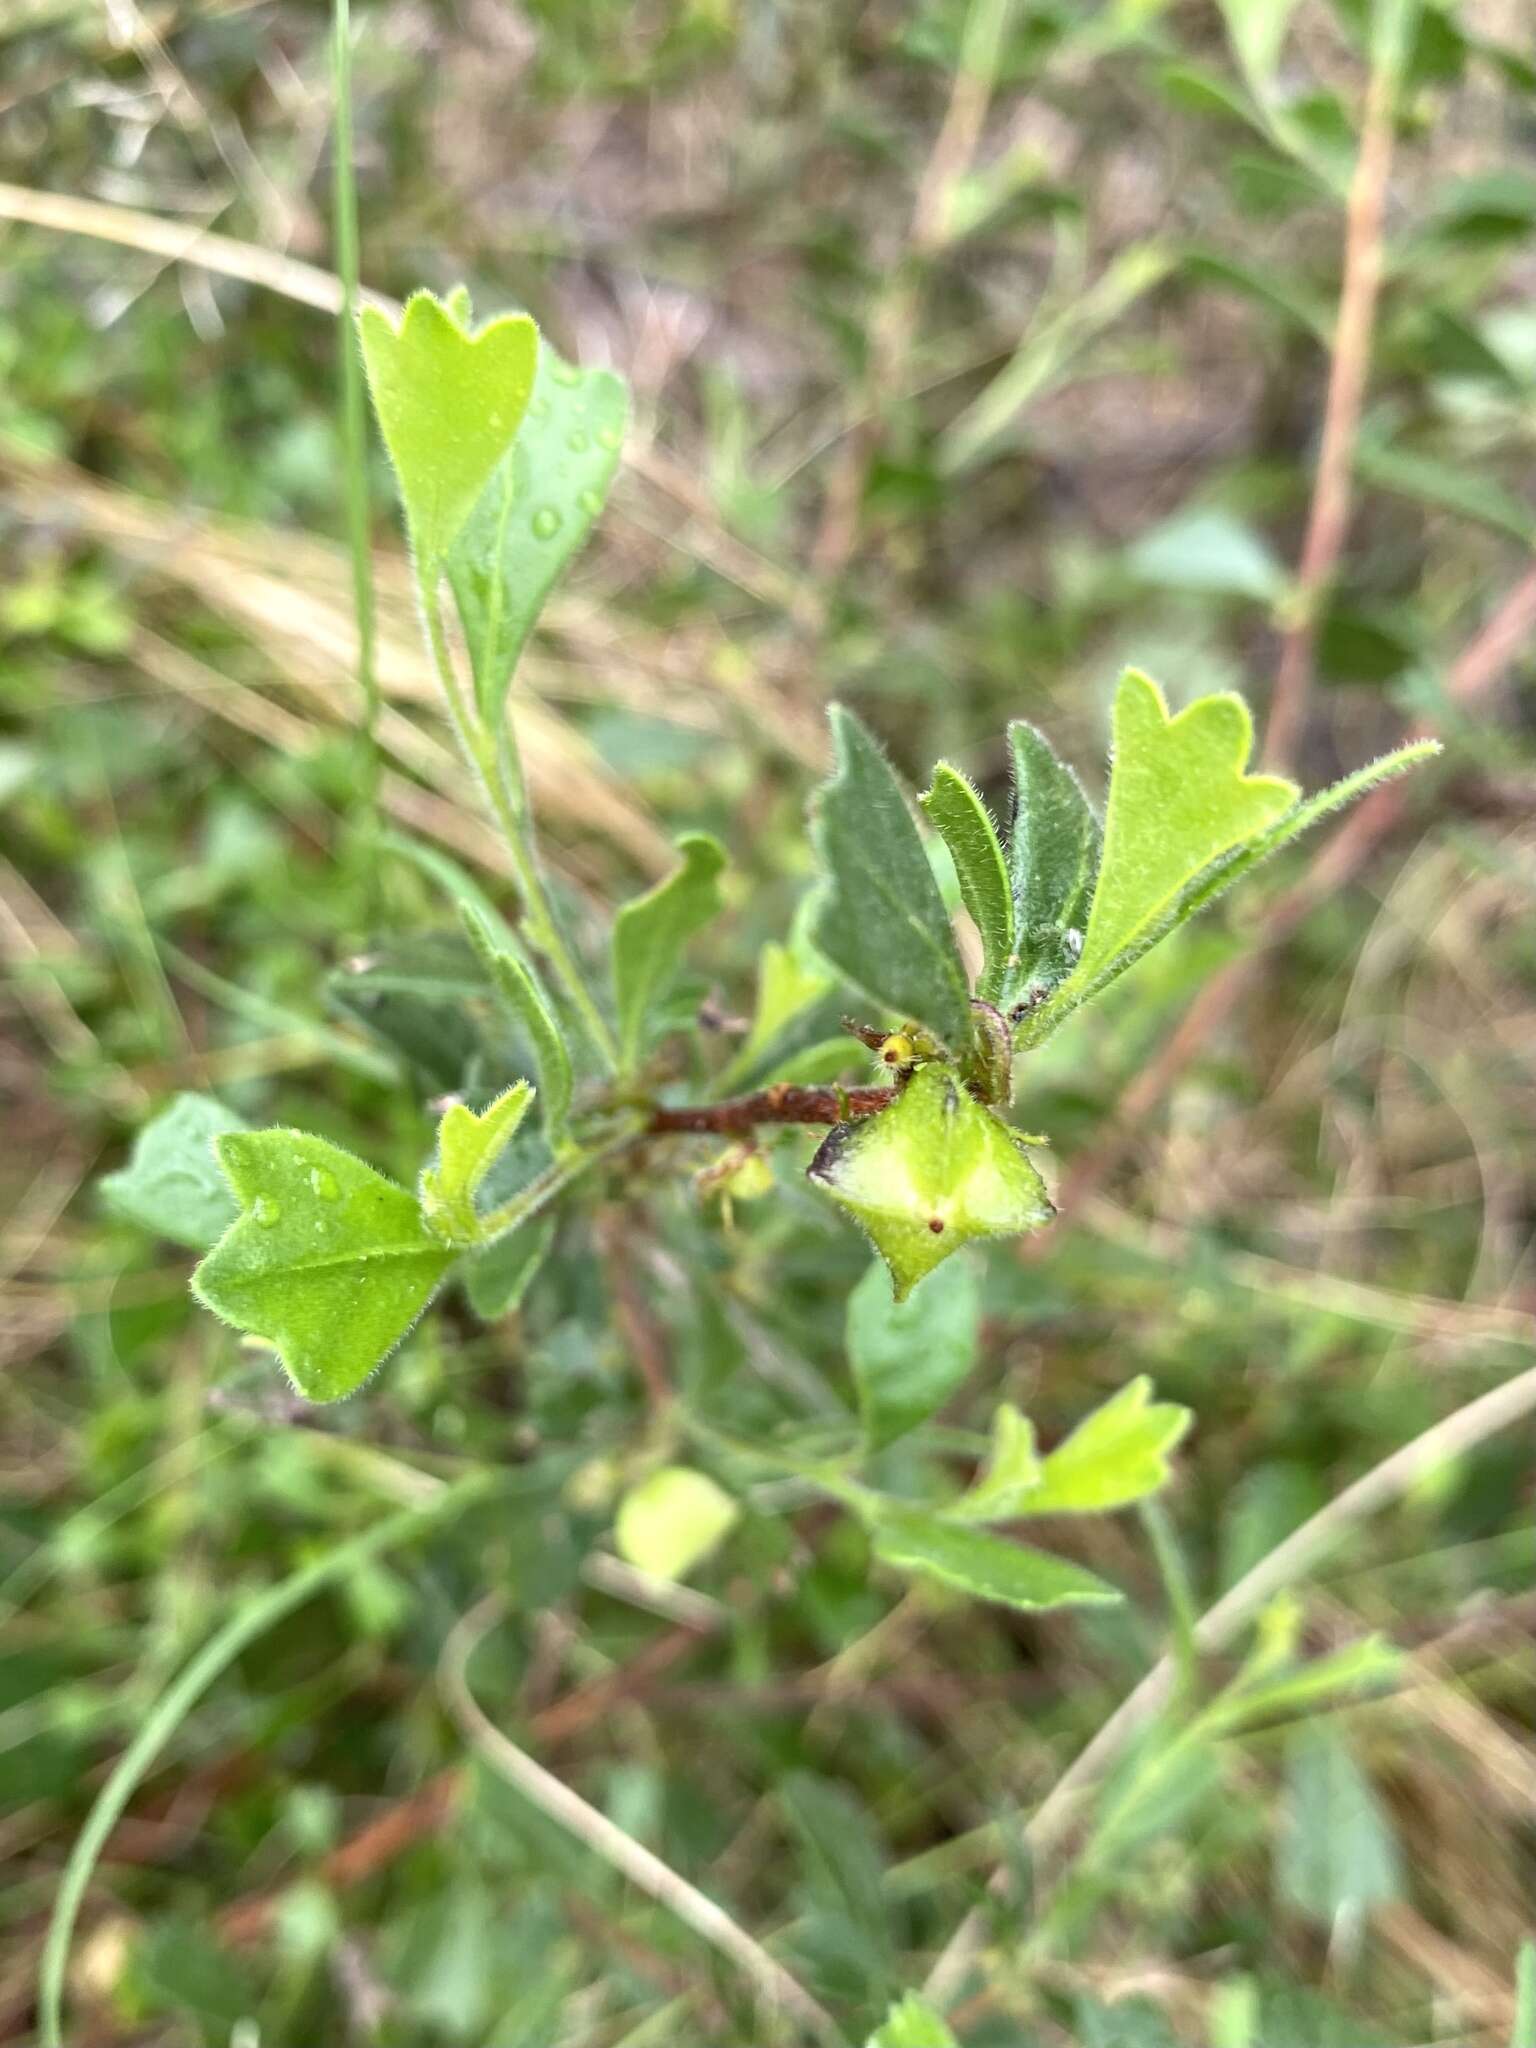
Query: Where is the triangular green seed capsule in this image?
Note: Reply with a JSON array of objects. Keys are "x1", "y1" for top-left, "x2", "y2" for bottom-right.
[{"x1": 807, "y1": 1063, "x2": 1052, "y2": 1298}]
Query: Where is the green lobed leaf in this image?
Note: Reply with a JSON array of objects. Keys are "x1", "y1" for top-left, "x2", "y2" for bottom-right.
[
  {"x1": 447, "y1": 339, "x2": 629, "y2": 722},
  {"x1": 611, "y1": 832, "x2": 727, "y2": 1073},
  {"x1": 1054, "y1": 670, "x2": 1298, "y2": 1006},
  {"x1": 919, "y1": 763, "x2": 1014, "y2": 1004},
  {"x1": 357, "y1": 290, "x2": 537, "y2": 569},
  {"x1": 419, "y1": 1082, "x2": 535, "y2": 1248},
  {"x1": 1001, "y1": 720, "x2": 1102, "y2": 1014},
  {"x1": 867, "y1": 1505, "x2": 1121, "y2": 1612},
  {"x1": 810, "y1": 707, "x2": 973, "y2": 1050},
  {"x1": 101, "y1": 1093, "x2": 248, "y2": 1251},
  {"x1": 961, "y1": 1377, "x2": 1191, "y2": 1518},
  {"x1": 808, "y1": 1063, "x2": 1052, "y2": 1300},
  {"x1": 867, "y1": 1995, "x2": 960, "y2": 2048},
  {"x1": 460, "y1": 905, "x2": 574, "y2": 1142},
  {"x1": 846, "y1": 1253, "x2": 981, "y2": 1450},
  {"x1": 613, "y1": 1467, "x2": 739, "y2": 1582},
  {"x1": 192, "y1": 1131, "x2": 454, "y2": 1403},
  {"x1": 463, "y1": 1212, "x2": 557, "y2": 1322}
]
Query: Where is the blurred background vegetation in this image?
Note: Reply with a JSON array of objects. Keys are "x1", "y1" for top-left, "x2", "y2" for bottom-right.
[{"x1": 2, "y1": 1, "x2": 1535, "y2": 2043}]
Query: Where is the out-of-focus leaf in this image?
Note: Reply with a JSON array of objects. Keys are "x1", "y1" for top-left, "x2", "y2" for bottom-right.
[
  {"x1": 358, "y1": 290, "x2": 536, "y2": 568},
  {"x1": 810, "y1": 707, "x2": 973, "y2": 1049},
  {"x1": 867, "y1": 1505, "x2": 1120, "y2": 1611},
  {"x1": 846, "y1": 1252, "x2": 981, "y2": 1449},
  {"x1": 1355, "y1": 439, "x2": 1536, "y2": 544},
  {"x1": 193, "y1": 1131, "x2": 453, "y2": 1402},
  {"x1": 612, "y1": 833, "x2": 727, "y2": 1073},
  {"x1": 613, "y1": 1467, "x2": 738, "y2": 1581},
  {"x1": 1126, "y1": 508, "x2": 1287, "y2": 601},
  {"x1": 1277, "y1": 1726, "x2": 1404, "y2": 1920},
  {"x1": 866, "y1": 1996, "x2": 959, "y2": 2047},
  {"x1": 101, "y1": 1093, "x2": 248, "y2": 1250},
  {"x1": 782, "y1": 1770, "x2": 894, "y2": 1989},
  {"x1": 970, "y1": 1378, "x2": 1190, "y2": 1518}
]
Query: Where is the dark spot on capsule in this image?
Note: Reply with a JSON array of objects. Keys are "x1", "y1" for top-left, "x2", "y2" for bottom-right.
[{"x1": 928, "y1": 1217, "x2": 945, "y2": 1234}]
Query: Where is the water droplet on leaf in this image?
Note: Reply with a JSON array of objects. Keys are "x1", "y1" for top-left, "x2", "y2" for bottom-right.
[
  {"x1": 577, "y1": 488, "x2": 603, "y2": 516},
  {"x1": 310, "y1": 1168, "x2": 340, "y2": 1202},
  {"x1": 566, "y1": 428, "x2": 589, "y2": 453},
  {"x1": 596, "y1": 424, "x2": 621, "y2": 451},
  {"x1": 531, "y1": 506, "x2": 563, "y2": 539},
  {"x1": 254, "y1": 1196, "x2": 282, "y2": 1229}
]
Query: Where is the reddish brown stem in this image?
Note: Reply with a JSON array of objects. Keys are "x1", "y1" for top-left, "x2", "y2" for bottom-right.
[{"x1": 647, "y1": 1083, "x2": 896, "y2": 1137}]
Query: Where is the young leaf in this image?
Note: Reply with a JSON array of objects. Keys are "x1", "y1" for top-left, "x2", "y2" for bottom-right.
[
  {"x1": 868, "y1": 1505, "x2": 1120, "y2": 1612},
  {"x1": 721, "y1": 938, "x2": 833, "y2": 1087},
  {"x1": 357, "y1": 291, "x2": 538, "y2": 569},
  {"x1": 867, "y1": 1995, "x2": 959, "y2": 2048},
  {"x1": 613, "y1": 1467, "x2": 739, "y2": 1582},
  {"x1": 991, "y1": 1377, "x2": 1191, "y2": 1516},
  {"x1": 192, "y1": 1132, "x2": 454, "y2": 1402},
  {"x1": 101, "y1": 1093, "x2": 248, "y2": 1251},
  {"x1": 1001, "y1": 721, "x2": 1102, "y2": 1013},
  {"x1": 419, "y1": 1082, "x2": 535, "y2": 1248},
  {"x1": 1062, "y1": 671, "x2": 1298, "y2": 1000},
  {"x1": 781, "y1": 1772, "x2": 894, "y2": 1987},
  {"x1": 918, "y1": 764, "x2": 1014, "y2": 1003},
  {"x1": 808, "y1": 1063, "x2": 1051, "y2": 1300},
  {"x1": 463, "y1": 1212, "x2": 557, "y2": 1322},
  {"x1": 810, "y1": 707, "x2": 973, "y2": 1050},
  {"x1": 846, "y1": 1253, "x2": 981, "y2": 1450},
  {"x1": 611, "y1": 832, "x2": 727, "y2": 1073},
  {"x1": 946, "y1": 1403, "x2": 1042, "y2": 1522},
  {"x1": 1277, "y1": 1726, "x2": 1404, "y2": 1921},
  {"x1": 460, "y1": 904, "x2": 574, "y2": 1142},
  {"x1": 447, "y1": 341, "x2": 629, "y2": 722}
]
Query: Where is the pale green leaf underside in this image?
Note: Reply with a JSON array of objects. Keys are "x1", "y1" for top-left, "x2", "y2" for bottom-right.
[
  {"x1": 358, "y1": 292, "x2": 537, "y2": 568},
  {"x1": 193, "y1": 1131, "x2": 453, "y2": 1403},
  {"x1": 811, "y1": 707, "x2": 972, "y2": 1049},
  {"x1": 869, "y1": 1507, "x2": 1121, "y2": 1611},
  {"x1": 461, "y1": 904, "x2": 574, "y2": 1141},
  {"x1": 101, "y1": 1092, "x2": 248, "y2": 1251},
  {"x1": 447, "y1": 339, "x2": 629, "y2": 722},
  {"x1": 612, "y1": 832, "x2": 728, "y2": 1073},
  {"x1": 919, "y1": 763, "x2": 1013, "y2": 1004},
  {"x1": 846, "y1": 1252, "x2": 980, "y2": 1450}
]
